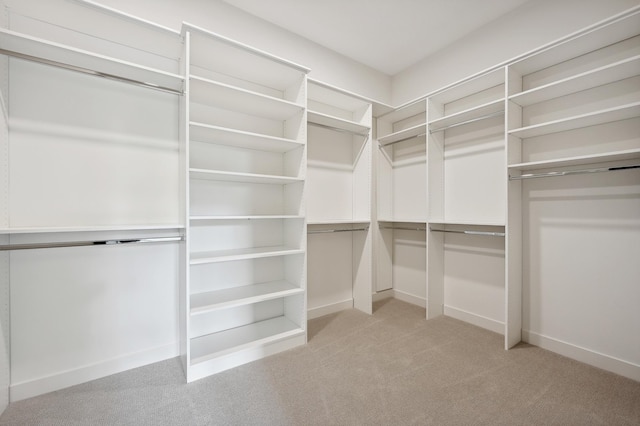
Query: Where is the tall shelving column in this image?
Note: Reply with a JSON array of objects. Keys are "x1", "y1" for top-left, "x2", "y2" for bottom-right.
[
  {"x1": 506, "y1": 9, "x2": 640, "y2": 357},
  {"x1": 306, "y1": 79, "x2": 373, "y2": 317},
  {"x1": 376, "y1": 101, "x2": 428, "y2": 306},
  {"x1": 180, "y1": 24, "x2": 309, "y2": 382},
  {"x1": 426, "y1": 68, "x2": 511, "y2": 343}
]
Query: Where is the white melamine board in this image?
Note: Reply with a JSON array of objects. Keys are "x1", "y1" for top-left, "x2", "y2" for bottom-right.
[
  {"x1": 189, "y1": 102, "x2": 288, "y2": 139},
  {"x1": 9, "y1": 60, "x2": 180, "y2": 228},
  {"x1": 509, "y1": 148, "x2": 640, "y2": 171},
  {"x1": 191, "y1": 215, "x2": 303, "y2": 221},
  {"x1": 186, "y1": 24, "x2": 308, "y2": 93},
  {"x1": 190, "y1": 298, "x2": 284, "y2": 338},
  {"x1": 377, "y1": 101, "x2": 426, "y2": 126},
  {"x1": 430, "y1": 68, "x2": 504, "y2": 106},
  {"x1": 307, "y1": 80, "x2": 372, "y2": 120},
  {"x1": 307, "y1": 111, "x2": 369, "y2": 135},
  {"x1": 307, "y1": 232, "x2": 354, "y2": 312},
  {"x1": 190, "y1": 316, "x2": 303, "y2": 365},
  {"x1": 379, "y1": 123, "x2": 427, "y2": 146},
  {"x1": 189, "y1": 141, "x2": 288, "y2": 177},
  {"x1": 0, "y1": 224, "x2": 183, "y2": 234},
  {"x1": 189, "y1": 169, "x2": 302, "y2": 185},
  {"x1": 0, "y1": 28, "x2": 182, "y2": 92},
  {"x1": 10, "y1": 242, "x2": 179, "y2": 386},
  {"x1": 510, "y1": 55, "x2": 640, "y2": 107},
  {"x1": 522, "y1": 170, "x2": 640, "y2": 365},
  {"x1": 392, "y1": 230, "x2": 427, "y2": 302},
  {"x1": 509, "y1": 102, "x2": 640, "y2": 139},
  {"x1": 190, "y1": 246, "x2": 304, "y2": 265},
  {"x1": 443, "y1": 233, "x2": 505, "y2": 327},
  {"x1": 390, "y1": 137, "x2": 427, "y2": 222},
  {"x1": 0, "y1": 240, "x2": 8, "y2": 415},
  {"x1": 191, "y1": 280, "x2": 303, "y2": 315},
  {"x1": 307, "y1": 220, "x2": 370, "y2": 226},
  {"x1": 189, "y1": 76, "x2": 303, "y2": 121},
  {"x1": 189, "y1": 122, "x2": 302, "y2": 153},
  {"x1": 429, "y1": 99, "x2": 504, "y2": 131},
  {"x1": 443, "y1": 117, "x2": 505, "y2": 224},
  {"x1": 0, "y1": 85, "x2": 7, "y2": 229},
  {"x1": 376, "y1": 228, "x2": 393, "y2": 291}
]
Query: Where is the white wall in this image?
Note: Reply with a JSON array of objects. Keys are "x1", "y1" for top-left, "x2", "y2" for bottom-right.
[
  {"x1": 392, "y1": 0, "x2": 640, "y2": 105},
  {"x1": 86, "y1": 0, "x2": 392, "y2": 104}
]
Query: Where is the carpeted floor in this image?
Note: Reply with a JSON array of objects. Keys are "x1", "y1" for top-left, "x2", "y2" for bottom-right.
[{"x1": 1, "y1": 298, "x2": 639, "y2": 425}]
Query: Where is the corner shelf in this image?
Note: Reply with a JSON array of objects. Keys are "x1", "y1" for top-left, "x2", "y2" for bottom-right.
[{"x1": 189, "y1": 122, "x2": 303, "y2": 153}]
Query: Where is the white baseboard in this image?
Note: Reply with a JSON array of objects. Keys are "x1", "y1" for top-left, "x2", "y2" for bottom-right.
[
  {"x1": 392, "y1": 289, "x2": 426, "y2": 308},
  {"x1": 10, "y1": 342, "x2": 179, "y2": 402},
  {"x1": 0, "y1": 386, "x2": 8, "y2": 415},
  {"x1": 307, "y1": 299, "x2": 353, "y2": 320},
  {"x1": 522, "y1": 330, "x2": 640, "y2": 382},
  {"x1": 443, "y1": 306, "x2": 504, "y2": 334},
  {"x1": 372, "y1": 289, "x2": 394, "y2": 302}
]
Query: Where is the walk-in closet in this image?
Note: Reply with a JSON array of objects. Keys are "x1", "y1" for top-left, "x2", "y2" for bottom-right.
[{"x1": 0, "y1": 0, "x2": 638, "y2": 422}]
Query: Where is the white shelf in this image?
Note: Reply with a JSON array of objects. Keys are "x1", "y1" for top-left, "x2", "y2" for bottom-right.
[
  {"x1": 508, "y1": 148, "x2": 640, "y2": 171},
  {"x1": 190, "y1": 281, "x2": 303, "y2": 315},
  {"x1": 509, "y1": 102, "x2": 640, "y2": 139},
  {"x1": 430, "y1": 68, "x2": 505, "y2": 105},
  {"x1": 379, "y1": 123, "x2": 427, "y2": 146},
  {"x1": 190, "y1": 246, "x2": 304, "y2": 264},
  {"x1": 377, "y1": 100, "x2": 426, "y2": 124},
  {"x1": 510, "y1": 55, "x2": 640, "y2": 106},
  {"x1": 0, "y1": 28, "x2": 183, "y2": 92},
  {"x1": 190, "y1": 316, "x2": 304, "y2": 365},
  {"x1": 190, "y1": 215, "x2": 303, "y2": 221},
  {"x1": 0, "y1": 224, "x2": 184, "y2": 234},
  {"x1": 189, "y1": 75, "x2": 304, "y2": 120},
  {"x1": 428, "y1": 220, "x2": 506, "y2": 227},
  {"x1": 428, "y1": 99, "x2": 504, "y2": 132},
  {"x1": 307, "y1": 219, "x2": 370, "y2": 226},
  {"x1": 307, "y1": 110, "x2": 370, "y2": 135},
  {"x1": 189, "y1": 168, "x2": 303, "y2": 185},
  {"x1": 189, "y1": 122, "x2": 303, "y2": 153},
  {"x1": 378, "y1": 219, "x2": 427, "y2": 225}
]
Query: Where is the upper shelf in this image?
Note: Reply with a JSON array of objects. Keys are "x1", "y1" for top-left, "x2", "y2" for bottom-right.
[
  {"x1": 508, "y1": 148, "x2": 640, "y2": 171},
  {"x1": 189, "y1": 122, "x2": 303, "y2": 153},
  {"x1": 509, "y1": 55, "x2": 640, "y2": 106},
  {"x1": 379, "y1": 123, "x2": 427, "y2": 146},
  {"x1": 189, "y1": 76, "x2": 304, "y2": 121},
  {"x1": 509, "y1": 102, "x2": 640, "y2": 139},
  {"x1": 307, "y1": 110, "x2": 370, "y2": 136},
  {"x1": 0, "y1": 28, "x2": 183, "y2": 93},
  {"x1": 428, "y1": 99, "x2": 504, "y2": 133},
  {"x1": 189, "y1": 168, "x2": 303, "y2": 185},
  {"x1": 0, "y1": 224, "x2": 184, "y2": 234}
]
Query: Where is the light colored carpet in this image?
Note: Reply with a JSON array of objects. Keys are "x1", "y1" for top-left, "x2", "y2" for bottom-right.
[{"x1": 1, "y1": 298, "x2": 639, "y2": 425}]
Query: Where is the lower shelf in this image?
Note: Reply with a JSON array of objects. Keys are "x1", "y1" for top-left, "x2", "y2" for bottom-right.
[
  {"x1": 190, "y1": 281, "x2": 303, "y2": 314},
  {"x1": 190, "y1": 246, "x2": 304, "y2": 264},
  {"x1": 190, "y1": 316, "x2": 304, "y2": 365}
]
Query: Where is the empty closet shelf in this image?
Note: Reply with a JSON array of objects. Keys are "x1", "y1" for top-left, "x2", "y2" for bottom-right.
[
  {"x1": 190, "y1": 215, "x2": 304, "y2": 221},
  {"x1": 189, "y1": 169, "x2": 303, "y2": 184},
  {"x1": 379, "y1": 123, "x2": 427, "y2": 146},
  {"x1": 509, "y1": 55, "x2": 640, "y2": 106},
  {"x1": 190, "y1": 246, "x2": 304, "y2": 264},
  {"x1": 189, "y1": 122, "x2": 303, "y2": 152},
  {"x1": 508, "y1": 148, "x2": 640, "y2": 171},
  {"x1": 0, "y1": 28, "x2": 183, "y2": 94},
  {"x1": 429, "y1": 228, "x2": 505, "y2": 237},
  {"x1": 190, "y1": 281, "x2": 303, "y2": 314},
  {"x1": 189, "y1": 75, "x2": 303, "y2": 120},
  {"x1": 508, "y1": 102, "x2": 640, "y2": 138},
  {"x1": 0, "y1": 236, "x2": 183, "y2": 251},
  {"x1": 307, "y1": 110, "x2": 370, "y2": 136},
  {"x1": 509, "y1": 164, "x2": 640, "y2": 180},
  {"x1": 189, "y1": 316, "x2": 304, "y2": 365},
  {"x1": 428, "y1": 99, "x2": 504, "y2": 133}
]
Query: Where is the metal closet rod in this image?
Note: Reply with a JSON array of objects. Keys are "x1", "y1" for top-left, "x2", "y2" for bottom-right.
[
  {"x1": 308, "y1": 227, "x2": 369, "y2": 234},
  {"x1": 0, "y1": 236, "x2": 184, "y2": 251},
  {"x1": 430, "y1": 228, "x2": 505, "y2": 237},
  {"x1": 428, "y1": 110, "x2": 504, "y2": 134},
  {"x1": 379, "y1": 226, "x2": 427, "y2": 231},
  {"x1": 0, "y1": 48, "x2": 183, "y2": 95},
  {"x1": 509, "y1": 164, "x2": 640, "y2": 180},
  {"x1": 307, "y1": 121, "x2": 370, "y2": 138},
  {"x1": 379, "y1": 132, "x2": 427, "y2": 147}
]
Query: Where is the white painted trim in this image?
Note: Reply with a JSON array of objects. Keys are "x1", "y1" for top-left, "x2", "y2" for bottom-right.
[
  {"x1": 522, "y1": 330, "x2": 640, "y2": 382},
  {"x1": 392, "y1": 289, "x2": 426, "y2": 308},
  {"x1": 444, "y1": 306, "x2": 504, "y2": 334},
  {"x1": 0, "y1": 387, "x2": 8, "y2": 415},
  {"x1": 10, "y1": 342, "x2": 179, "y2": 402},
  {"x1": 307, "y1": 299, "x2": 353, "y2": 320},
  {"x1": 372, "y1": 289, "x2": 394, "y2": 302}
]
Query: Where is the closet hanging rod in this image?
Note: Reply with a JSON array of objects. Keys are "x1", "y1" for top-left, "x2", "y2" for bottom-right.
[
  {"x1": 429, "y1": 228, "x2": 505, "y2": 237},
  {"x1": 509, "y1": 164, "x2": 640, "y2": 180},
  {"x1": 428, "y1": 110, "x2": 504, "y2": 134},
  {"x1": 307, "y1": 121, "x2": 370, "y2": 138},
  {"x1": 307, "y1": 227, "x2": 369, "y2": 234},
  {"x1": 0, "y1": 48, "x2": 183, "y2": 95},
  {"x1": 0, "y1": 236, "x2": 184, "y2": 251},
  {"x1": 379, "y1": 133, "x2": 427, "y2": 147},
  {"x1": 379, "y1": 226, "x2": 427, "y2": 231}
]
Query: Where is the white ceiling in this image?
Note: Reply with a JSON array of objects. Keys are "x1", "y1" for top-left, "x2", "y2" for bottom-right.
[{"x1": 221, "y1": 0, "x2": 530, "y2": 75}]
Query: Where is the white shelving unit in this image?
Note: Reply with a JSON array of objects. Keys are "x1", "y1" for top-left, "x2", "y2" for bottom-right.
[
  {"x1": 181, "y1": 23, "x2": 309, "y2": 382},
  {"x1": 425, "y1": 67, "x2": 511, "y2": 344},
  {"x1": 306, "y1": 79, "x2": 373, "y2": 317}
]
